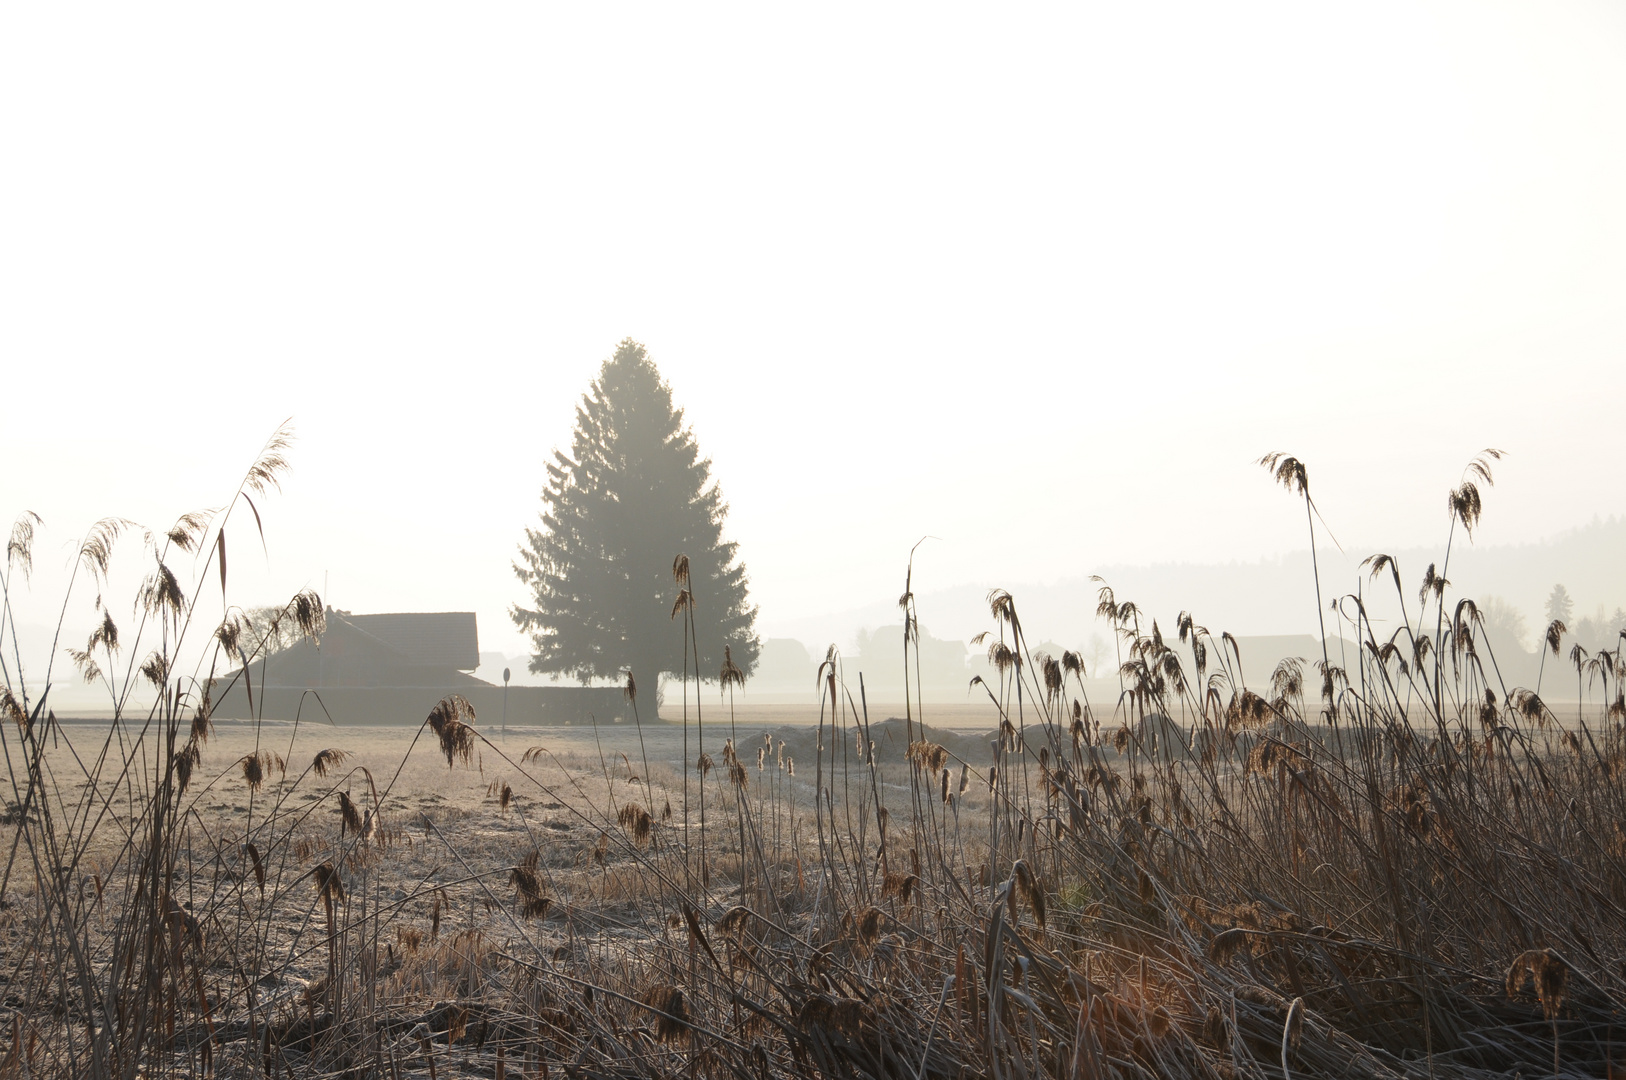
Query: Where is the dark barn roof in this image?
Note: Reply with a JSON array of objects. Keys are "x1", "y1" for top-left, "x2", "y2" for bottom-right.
[{"x1": 337, "y1": 611, "x2": 481, "y2": 672}]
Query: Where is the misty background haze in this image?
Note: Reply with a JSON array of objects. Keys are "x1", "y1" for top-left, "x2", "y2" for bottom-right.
[{"x1": 3, "y1": 4, "x2": 1625, "y2": 709}]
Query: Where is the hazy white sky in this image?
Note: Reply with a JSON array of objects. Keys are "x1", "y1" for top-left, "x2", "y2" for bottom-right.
[{"x1": 3, "y1": 3, "x2": 1624, "y2": 660}]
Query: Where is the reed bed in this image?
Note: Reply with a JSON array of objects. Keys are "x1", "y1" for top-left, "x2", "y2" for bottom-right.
[{"x1": 2, "y1": 437, "x2": 1624, "y2": 1078}]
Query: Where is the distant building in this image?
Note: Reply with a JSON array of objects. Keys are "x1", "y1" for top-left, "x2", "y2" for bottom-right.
[
  {"x1": 210, "y1": 609, "x2": 624, "y2": 725},
  {"x1": 259, "y1": 609, "x2": 485, "y2": 689}
]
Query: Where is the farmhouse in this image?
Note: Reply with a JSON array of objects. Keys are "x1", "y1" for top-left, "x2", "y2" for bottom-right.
[{"x1": 209, "y1": 609, "x2": 624, "y2": 725}]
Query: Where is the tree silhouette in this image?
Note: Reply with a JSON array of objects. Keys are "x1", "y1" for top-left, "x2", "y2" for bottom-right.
[
  {"x1": 512, "y1": 340, "x2": 759, "y2": 702},
  {"x1": 1544, "y1": 584, "x2": 1574, "y2": 627}
]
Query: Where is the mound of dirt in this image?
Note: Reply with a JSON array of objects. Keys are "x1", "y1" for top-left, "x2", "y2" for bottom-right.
[{"x1": 759, "y1": 716, "x2": 998, "y2": 771}]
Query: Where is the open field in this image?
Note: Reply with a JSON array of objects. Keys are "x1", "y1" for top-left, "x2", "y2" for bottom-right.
[{"x1": 7, "y1": 662, "x2": 1626, "y2": 1079}]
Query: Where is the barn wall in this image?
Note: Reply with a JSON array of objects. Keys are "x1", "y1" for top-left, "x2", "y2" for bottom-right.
[{"x1": 207, "y1": 681, "x2": 629, "y2": 726}]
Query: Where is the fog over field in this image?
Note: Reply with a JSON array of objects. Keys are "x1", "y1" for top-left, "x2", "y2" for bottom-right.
[{"x1": 4, "y1": 3, "x2": 1625, "y2": 675}]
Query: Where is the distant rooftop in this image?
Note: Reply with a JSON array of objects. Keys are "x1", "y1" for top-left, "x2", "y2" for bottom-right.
[{"x1": 334, "y1": 610, "x2": 480, "y2": 672}]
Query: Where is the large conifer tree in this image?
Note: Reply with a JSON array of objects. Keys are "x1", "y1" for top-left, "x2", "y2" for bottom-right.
[{"x1": 512, "y1": 340, "x2": 759, "y2": 697}]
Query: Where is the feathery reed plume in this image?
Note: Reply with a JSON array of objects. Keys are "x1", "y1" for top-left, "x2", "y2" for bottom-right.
[
  {"x1": 139, "y1": 652, "x2": 170, "y2": 691},
  {"x1": 76, "y1": 517, "x2": 136, "y2": 585},
  {"x1": 881, "y1": 872, "x2": 917, "y2": 905},
  {"x1": 856, "y1": 906, "x2": 884, "y2": 953},
  {"x1": 244, "y1": 842, "x2": 266, "y2": 897},
  {"x1": 164, "y1": 510, "x2": 213, "y2": 553},
  {"x1": 721, "y1": 645, "x2": 745, "y2": 690},
  {"x1": 1257, "y1": 451, "x2": 1308, "y2": 496},
  {"x1": 1257, "y1": 452, "x2": 1337, "y2": 675},
  {"x1": 427, "y1": 695, "x2": 477, "y2": 767},
  {"x1": 311, "y1": 748, "x2": 349, "y2": 779},
  {"x1": 907, "y1": 741, "x2": 949, "y2": 774},
  {"x1": 718, "y1": 905, "x2": 751, "y2": 935},
  {"x1": 642, "y1": 985, "x2": 690, "y2": 1043},
  {"x1": 511, "y1": 851, "x2": 551, "y2": 918},
  {"x1": 173, "y1": 741, "x2": 201, "y2": 793},
  {"x1": 1506, "y1": 949, "x2": 1568, "y2": 1019},
  {"x1": 338, "y1": 791, "x2": 363, "y2": 835},
  {"x1": 289, "y1": 589, "x2": 325, "y2": 643},
  {"x1": 313, "y1": 861, "x2": 345, "y2": 905},
  {"x1": 190, "y1": 690, "x2": 211, "y2": 743},
  {"x1": 139, "y1": 561, "x2": 188, "y2": 621},
  {"x1": 240, "y1": 422, "x2": 294, "y2": 495},
  {"x1": 6, "y1": 511, "x2": 42, "y2": 581},
  {"x1": 1012, "y1": 859, "x2": 1046, "y2": 928},
  {"x1": 617, "y1": 803, "x2": 653, "y2": 845},
  {"x1": 0, "y1": 689, "x2": 24, "y2": 737},
  {"x1": 237, "y1": 751, "x2": 284, "y2": 791},
  {"x1": 65, "y1": 647, "x2": 101, "y2": 685},
  {"x1": 1448, "y1": 449, "x2": 1502, "y2": 538}
]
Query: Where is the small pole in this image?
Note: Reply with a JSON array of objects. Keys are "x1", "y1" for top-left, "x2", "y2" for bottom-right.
[{"x1": 502, "y1": 667, "x2": 511, "y2": 738}]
